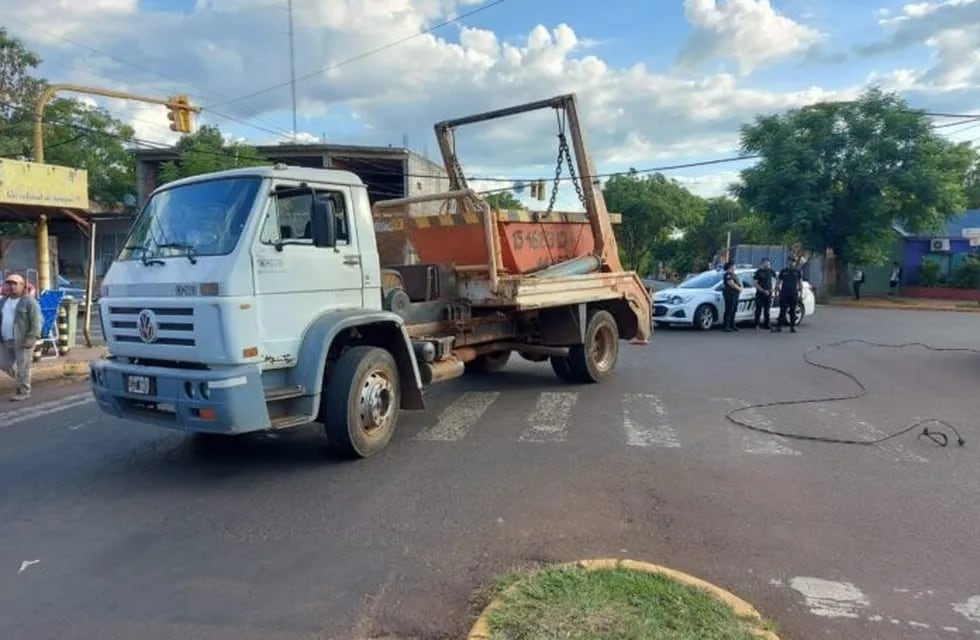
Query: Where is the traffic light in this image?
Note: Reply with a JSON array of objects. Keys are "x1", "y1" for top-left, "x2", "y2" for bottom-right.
[{"x1": 167, "y1": 95, "x2": 194, "y2": 134}]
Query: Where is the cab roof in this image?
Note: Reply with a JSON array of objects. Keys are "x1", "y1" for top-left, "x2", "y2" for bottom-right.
[{"x1": 152, "y1": 164, "x2": 366, "y2": 195}]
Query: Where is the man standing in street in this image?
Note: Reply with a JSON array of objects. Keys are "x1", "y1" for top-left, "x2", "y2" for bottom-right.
[
  {"x1": 753, "y1": 257, "x2": 776, "y2": 330},
  {"x1": 773, "y1": 258, "x2": 803, "y2": 333},
  {"x1": 0, "y1": 274, "x2": 42, "y2": 401},
  {"x1": 722, "y1": 261, "x2": 742, "y2": 332}
]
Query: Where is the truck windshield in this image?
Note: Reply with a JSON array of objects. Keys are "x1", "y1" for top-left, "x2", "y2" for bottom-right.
[{"x1": 120, "y1": 177, "x2": 262, "y2": 262}]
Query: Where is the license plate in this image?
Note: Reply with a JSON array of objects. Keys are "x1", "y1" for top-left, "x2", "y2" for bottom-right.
[{"x1": 127, "y1": 375, "x2": 153, "y2": 395}]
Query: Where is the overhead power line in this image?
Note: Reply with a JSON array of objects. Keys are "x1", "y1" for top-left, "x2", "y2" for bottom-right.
[
  {"x1": 202, "y1": 0, "x2": 510, "y2": 110},
  {"x1": 2, "y1": 16, "x2": 296, "y2": 140}
]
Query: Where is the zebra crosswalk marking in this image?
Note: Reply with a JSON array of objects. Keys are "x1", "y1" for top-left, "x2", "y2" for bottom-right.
[
  {"x1": 715, "y1": 397, "x2": 802, "y2": 456},
  {"x1": 415, "y1": 391, "x2": 500, "y2": 441},
  {"x1": 622, "y1": 393, "x2": 681, "y2": 448},
  {"x1": 520, "y1": 392, "x2": 578, "y2": 442}
]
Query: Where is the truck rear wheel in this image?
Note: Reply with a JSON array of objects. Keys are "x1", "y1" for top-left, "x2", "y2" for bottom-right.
[
  {"x1": 568, "y1": 309, "x2": 619, "y2": 383},
  {"x1": 323, "y1": 346, "x2": 400, "y2": 459},
  {"x1": 466, "y1": 350, "x2": 511, "y2": 373},
  {"x1": 550, "y1": 356, "x2": 576, "y2": 382}
]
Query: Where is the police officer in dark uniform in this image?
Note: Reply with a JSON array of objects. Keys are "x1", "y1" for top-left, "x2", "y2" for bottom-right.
[
  {"x1": 752, "y1": 257, "x2": 776, "y2": 330},
  {"x1": 773, "y1": 257, "x2": 803, "y2": 333},
  {"x1": 722, "y1": 261, "x2": 741, "y2": 332}
]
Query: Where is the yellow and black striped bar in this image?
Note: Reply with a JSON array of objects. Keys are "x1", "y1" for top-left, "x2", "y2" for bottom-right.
[{"x1": 376, "y1": 209, "x2": 623, "y2": 230}]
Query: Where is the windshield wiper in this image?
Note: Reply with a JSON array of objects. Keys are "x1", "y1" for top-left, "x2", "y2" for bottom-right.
[
  {"x1": 124, "y1": 244, "x2": 164, "y2": 267},
  {"x1": 157, "y1": 243, "x2": 198, "y2": 265}
]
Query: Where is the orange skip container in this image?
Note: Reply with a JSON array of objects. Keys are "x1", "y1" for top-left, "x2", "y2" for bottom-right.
[{"x1": 376, "y1": 209, "x2": 611, "y2": 274}]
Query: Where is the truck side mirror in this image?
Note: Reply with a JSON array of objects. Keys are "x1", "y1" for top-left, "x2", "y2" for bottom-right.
[{"x1": 310, "y1": 198, "x2": 337, "y2": 248}]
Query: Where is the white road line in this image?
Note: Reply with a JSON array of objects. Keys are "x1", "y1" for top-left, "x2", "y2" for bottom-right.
[
  {"x1": 0, "y1": 392, "x2": 95, "y2": 429},
  {"x1": 416, "y1": 391, "x2": 500, "y2": 442},
  {"x1": 520, "y1": 392, "x2": 578, "y2": 443},
  {"x1": 820, "y1": 407, "x2": 929, "y2": 463},
  {"x1": 717, "y1": 398, "x2": 801, "y2": 456},
  {"x1": 954, "y1": 596, "x2": 980, "y2": 624},
  {"x1": 789, "y1": 577, "x2": 870, "y2": 619},
  {"x1": 622, "y1": 394, "x2": 681, "y2": 448}
]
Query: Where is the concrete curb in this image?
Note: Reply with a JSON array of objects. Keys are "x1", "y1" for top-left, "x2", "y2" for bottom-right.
[
  {"x1": 828, "y1": 299, "x2": 980, "y2": 313},
  {"x1": 467, "y1": 558, "x2": 780, "y2": 640}
]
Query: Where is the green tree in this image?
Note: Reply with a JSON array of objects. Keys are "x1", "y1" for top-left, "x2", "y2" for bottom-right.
[
  {"x1": 0, "y1": 28, "x2": 136, "y2": 208},
  {"x1": 661, "y1": 198, "x2": 785, "y2": 276},
  {"x1": 484, "y1": 190, "x2": 522, "y2": 210},
  {"x1": 966, "y1": 155, "x2": 980, "y2": 210},
  {"x1": 0, "y1": 28, "x2": 43, "y2": 122},
  {"x1": 158, "y1": 125, "x2": 268, "y2": 183},
  {"x1": 604, "y1": 171, "x2": 705, "y2": 274},
  {"x1": 734, "y1": 87, "x2": 975, "y2": 292}
]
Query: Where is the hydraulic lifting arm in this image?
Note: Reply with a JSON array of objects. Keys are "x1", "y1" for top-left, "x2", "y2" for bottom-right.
[{"x1": 433, "y1": 94, "x2": 623, "y2": 272}]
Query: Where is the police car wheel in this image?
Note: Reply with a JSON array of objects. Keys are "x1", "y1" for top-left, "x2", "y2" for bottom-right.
[
  {"x1": 795, "y1": 302, "x2": 805, "y2": 325},
  {"x1": 694, "y1": 304, "x2": 715, "y2": 331}
]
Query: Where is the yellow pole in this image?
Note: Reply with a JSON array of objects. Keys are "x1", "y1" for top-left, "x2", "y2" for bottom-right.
[
  {"x1": 36, "y1": 214, "x2": 50, "y2": 292},
  {"x1": 83, "y1": 221, "x2": 96, "y2": 348},
  {"x1": 32, "y1": 83, "x2": 200, "y2": 294}
]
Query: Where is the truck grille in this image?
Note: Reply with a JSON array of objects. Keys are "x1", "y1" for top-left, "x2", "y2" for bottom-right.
[{"x1": 108, "y1": 306, "x2": 196, "y2": 347}]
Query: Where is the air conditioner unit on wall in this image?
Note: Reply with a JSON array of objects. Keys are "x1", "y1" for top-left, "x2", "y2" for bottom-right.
[{"x1": 931, "y1": 238, "x2": 951, "y2": 252}]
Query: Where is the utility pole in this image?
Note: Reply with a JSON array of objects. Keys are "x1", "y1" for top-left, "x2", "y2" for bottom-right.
[
  {"x1": 33, "y1": 83, "x2": 199, "y2": 292},
  {"x1": 288, "y1": 0, "x2": 298, "y2": 140}
]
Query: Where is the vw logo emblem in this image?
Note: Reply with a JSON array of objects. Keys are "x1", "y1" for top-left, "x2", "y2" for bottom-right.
[{"x1": 137, "y1": 309, "x2": 159, "y2": 343}]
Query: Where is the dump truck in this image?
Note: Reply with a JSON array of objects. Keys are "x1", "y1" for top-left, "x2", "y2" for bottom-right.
[{"x1": 89, "y1": 94, "x2": 652, "y2": 458}]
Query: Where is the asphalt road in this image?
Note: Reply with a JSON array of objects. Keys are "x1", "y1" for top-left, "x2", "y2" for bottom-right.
[{"x1": 2, "y1": 306, "x2": 979, "y2": 640}]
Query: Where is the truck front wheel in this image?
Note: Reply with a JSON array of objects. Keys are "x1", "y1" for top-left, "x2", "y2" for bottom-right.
[
  {"x1": 323, "y1": 346, "x2": 401, "y2": 459},
  {"x1": 568, "y1": 309, "x2": 619, "y2": 383}
]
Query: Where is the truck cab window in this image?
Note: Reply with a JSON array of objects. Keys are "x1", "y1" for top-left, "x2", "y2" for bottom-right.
[{"x1": 260, "y1": 188, "x2": 350, "y2": 246}]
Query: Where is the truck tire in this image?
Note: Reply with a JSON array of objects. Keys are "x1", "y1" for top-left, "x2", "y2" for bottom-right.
[
  {"x1": 323, "y1": 346, "x2": 400, "y2": 459},
  {"x1": 567, "y1": 309, "x2": 619, "y2": 383},
  {"x1": 466, "y1": 350, "x2": 511, "y2": 373},
  {"x1": 550, "y1": 356, "x2": 576, "y2": 382}
]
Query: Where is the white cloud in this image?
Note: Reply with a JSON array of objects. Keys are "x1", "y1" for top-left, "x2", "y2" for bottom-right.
[
  {"x1": 1, "y1": 0, "x2": 856, "y2": 176},
  {"x1": 864, "y1": 0, "x2": 980, "y2": 111},
  {"x1": 679, "y1": 0, "x2": 824, "y2": 75},
  {"x1": 4, "y1": 0, "x2": 973, "y2": 199},
  {"x1": 675, "y1": 171, "x2": 742, "y2": 198}
]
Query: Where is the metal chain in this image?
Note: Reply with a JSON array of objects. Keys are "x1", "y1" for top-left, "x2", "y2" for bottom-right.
[
  {"x1": 560, "y1": 133, "x2": 587, "y2": 208},
  {"x1": 546, "y1": 134, "x2": 565, "y2": 214}
]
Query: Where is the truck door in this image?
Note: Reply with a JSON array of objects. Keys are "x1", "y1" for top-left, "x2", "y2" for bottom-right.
[{"x1": 252, "y1": 183, "x2": 364, "y2": 367}]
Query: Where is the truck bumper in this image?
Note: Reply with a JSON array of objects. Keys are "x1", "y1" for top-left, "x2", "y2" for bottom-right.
[{"x1": 89, "y1": 358, "x2": 271, "y2": 434}]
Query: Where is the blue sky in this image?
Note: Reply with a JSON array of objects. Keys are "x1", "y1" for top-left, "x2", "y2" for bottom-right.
[{"x1": 3, "y1": 0, "x2": 979, "y2": 203}]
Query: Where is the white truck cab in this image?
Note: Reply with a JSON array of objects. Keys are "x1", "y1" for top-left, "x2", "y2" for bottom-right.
[{"x1": 91, "y1": 164, "x2": 423, "y2": 439}]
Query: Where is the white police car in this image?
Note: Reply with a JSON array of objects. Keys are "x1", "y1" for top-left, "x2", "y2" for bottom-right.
[{"x1": 652, "y1": 267, "x2": 816, "y2": 330}]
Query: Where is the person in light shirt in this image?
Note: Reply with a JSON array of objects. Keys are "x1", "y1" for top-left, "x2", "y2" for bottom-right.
[{"x1": 0, "y1": 274, "x2": 43, "y2": 401}]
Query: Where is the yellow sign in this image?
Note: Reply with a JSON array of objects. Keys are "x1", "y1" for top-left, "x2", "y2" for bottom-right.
[{"x1": 0, "y1": 159, "x2": 88, "y2": 210}]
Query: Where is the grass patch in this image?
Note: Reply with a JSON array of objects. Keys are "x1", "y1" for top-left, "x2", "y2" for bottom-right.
[{"x1": 485, "y1": 565, "x2": 770, "y2": 640}]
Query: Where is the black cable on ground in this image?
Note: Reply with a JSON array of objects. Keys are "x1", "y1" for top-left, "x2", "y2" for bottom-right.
[{"x1": 725, "y1": 338, "x2": 968, "y2": 448}]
